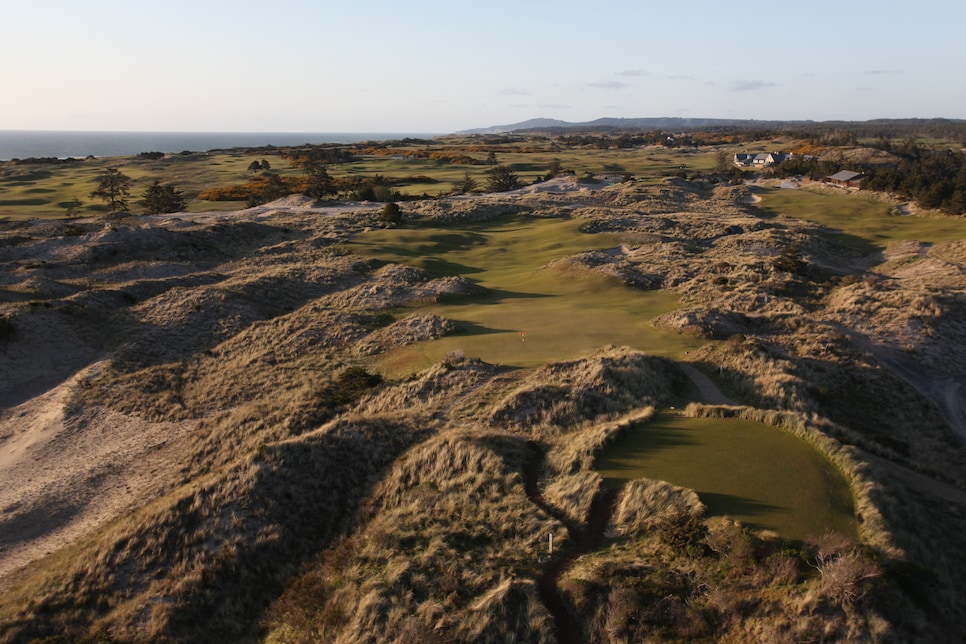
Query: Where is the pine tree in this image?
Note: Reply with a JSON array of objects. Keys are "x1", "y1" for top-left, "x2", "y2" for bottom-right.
[
  {"x1": 485, "y1": 165, "x2": 521, "y2": 192},
  {"x1": 141, "y1": 180, "x2": 188, "y2": 214},
  {"x1": 89, "y1": 167, "x2": 132, "y2": 212}
]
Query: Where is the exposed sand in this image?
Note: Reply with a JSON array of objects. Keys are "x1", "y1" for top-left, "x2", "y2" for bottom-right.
[{"x1": 0, "y1": 358, "x2": 193, "y2": 582}]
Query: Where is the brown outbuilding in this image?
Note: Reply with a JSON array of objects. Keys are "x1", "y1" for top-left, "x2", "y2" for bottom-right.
[{"x1": 827, "y1": 170, "x2": 864, "y2": 189}]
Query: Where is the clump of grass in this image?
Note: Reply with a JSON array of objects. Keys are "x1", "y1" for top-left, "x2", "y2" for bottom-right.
[
  {"x1": 456, "y1": 578, "x2": 554, "y2": 643},
  {"x1": 545, "y1": 406, "x2": 656, "y2": 475},
  {"x1": 562, "y1": 512, "x2": 897, "y2": 643},
  {"x1": 543, "y1": 469, "x2": 604, "y2": 526},
  {"x1": 614, "y1": 478, "x2": 705, "y2": 537},
  {"x1": 317, "y1": 365, "x2": 383, "y2": 407}
]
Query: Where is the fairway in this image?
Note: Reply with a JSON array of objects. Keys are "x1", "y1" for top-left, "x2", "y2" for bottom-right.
[
  {"x1": 752, "y1": 186, "x2": 966, "y2": 249},
  {"x1": 595, "y1": 412, "x2": 857, "y2": 542},
  {"x1": 349, "y1": 215, "x2": 705, "y2": 374}
]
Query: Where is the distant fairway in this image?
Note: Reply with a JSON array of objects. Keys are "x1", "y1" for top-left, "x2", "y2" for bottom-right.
[
  {"x1": 595, "y1": 412, "x2": 857, "y2": 542},
  {"x1": 752, "y1": 186, "x2": 966, "y2": 250},
  {"x1": 350, "y1": 214, "x2": 705, "y2": 375}
]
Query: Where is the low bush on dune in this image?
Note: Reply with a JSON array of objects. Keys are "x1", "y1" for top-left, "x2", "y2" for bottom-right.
[{"x1": 0, "y1": 314, "x2": 14, "y2": 341}]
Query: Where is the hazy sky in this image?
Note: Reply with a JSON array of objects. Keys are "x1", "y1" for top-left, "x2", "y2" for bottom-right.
[{"x1": 2, "y1": 0, "x2": 964, "y2": 133}]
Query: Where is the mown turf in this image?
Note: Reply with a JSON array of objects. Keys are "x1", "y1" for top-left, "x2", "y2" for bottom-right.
[
  {"x1": 751, "y1": 186, "x2": 966, "y2": 249},
  {"x1": 0, "y1": 142, "x2": 724, "y2": 219},
  {"x1": 0, "y1": 152, "x2": 296, "y2": 218},
  {"x1": 349, "y1": 215, "x2": 706, "y2": 375},
  {"x1": 594, "y1": 411, "x2": 857, "y2": 542}
]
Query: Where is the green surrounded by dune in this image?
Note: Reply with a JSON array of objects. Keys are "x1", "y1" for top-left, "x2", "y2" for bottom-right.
[{"x1": 595, "y1": 412, "x2": 857, "y2": 542}]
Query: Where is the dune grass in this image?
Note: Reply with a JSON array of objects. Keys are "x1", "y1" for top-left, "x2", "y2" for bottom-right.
[
  {"x1": 594, "y1": 411, "x2": 857, "y2": 542},
  {"x1": 348, "y1": 215, "x2": 705, "y2": 375}
]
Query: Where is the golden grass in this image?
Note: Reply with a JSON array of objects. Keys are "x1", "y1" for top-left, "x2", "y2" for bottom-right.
[
  {"x1": 613, "y1": 478, "x2": 706, "y2": 536},
  {"x1": 264, "y1": 428, "x2": 560, "y2": 643},
  {"x1": 2, "y1": 152, "x2": 964, "y2": 642}
]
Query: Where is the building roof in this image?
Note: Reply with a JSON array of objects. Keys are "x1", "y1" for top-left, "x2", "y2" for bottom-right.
[{"x1": 828, "y1": 170, "x2": 863, "y2": 182}]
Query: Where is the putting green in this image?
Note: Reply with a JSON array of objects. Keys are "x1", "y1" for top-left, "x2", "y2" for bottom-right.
[
  {"x1": 595, "y1": 412, "x2": 857, "y2": 542},
  {"x1": 349, "y1": 215, "x2": 706, "y2": 375}
]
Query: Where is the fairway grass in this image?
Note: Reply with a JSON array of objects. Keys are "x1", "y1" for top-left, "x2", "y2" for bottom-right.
[
  {"x1": 0, "y1": 152, "x2": 295, "y2": 219},
  {"x1": 595, "y1": 412, "x2": 857, "y2": 542},
  {"x1": 751, "y1": 186, "x2": 966, "y2": 250},
  {"x1": 0, "y1": 144, "x2": 720, "y2": 219},
  {"x1": 349, "y1": 215, "x2": 705, "y2": 375}
]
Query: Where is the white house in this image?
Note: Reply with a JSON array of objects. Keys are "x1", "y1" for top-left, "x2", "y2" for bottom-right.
[{"x1": 733, "y1": 152, "x2": 794, "y2": 167}]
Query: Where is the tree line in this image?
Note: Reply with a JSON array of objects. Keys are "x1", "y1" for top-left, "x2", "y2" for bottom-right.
[
  {"x1": 861, "y1": 147, "x2": 966, "y2": 214},
  {"x1": 769, "y1": 145, "x2": 966, "y2": 214},
  {"x1": 86, "y1": 167, "x2": 187, "y2": 215}
]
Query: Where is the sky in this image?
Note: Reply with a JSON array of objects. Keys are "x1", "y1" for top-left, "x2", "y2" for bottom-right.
[{"x1": 2, "y1": 0, "x2": 964, "y2": 133}]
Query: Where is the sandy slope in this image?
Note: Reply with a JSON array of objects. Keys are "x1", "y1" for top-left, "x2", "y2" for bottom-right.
[{"x1": 0, "y1": 359, "x2": 194, "y2": 582}]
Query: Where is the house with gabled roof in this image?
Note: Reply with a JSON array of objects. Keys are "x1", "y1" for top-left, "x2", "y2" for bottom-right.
[
  {"x1": 733, "y1": 152, "x2": 794, "y2": 167},
  {"x1": 827, "y1": 170, "x2": 864, "y2": 189}
]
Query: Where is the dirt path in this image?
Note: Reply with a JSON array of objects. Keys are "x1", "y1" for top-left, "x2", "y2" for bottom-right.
[
  {"x1": 525, "y1": 442, "x2": 620, "y2": 643},
  {"x1": 830, "y1": 323, "x2": 966, "y2": 442},
  {"x1": 861, "y1": 450, "x2": 966, "y2": 507},
  {"x1": 680, "y1": 363, "x2": 738, "y2": 406}
]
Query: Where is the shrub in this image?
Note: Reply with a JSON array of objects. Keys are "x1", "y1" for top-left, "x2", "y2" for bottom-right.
[
  {"x1": 0, "y1": 315, "x2": 14, "y2": 341},
  {"x1": 320, "y1": 366, "x2": 384, "y2": 408},
  {"x1": 485, "y1": 165, "x2": 521, "y2": 192},
  {"x1": 381, "y1": 202, "x2": 402, "y2": 225},
  {"x1": 657, "y1": 508, "x2": 709, "y2": 556}
]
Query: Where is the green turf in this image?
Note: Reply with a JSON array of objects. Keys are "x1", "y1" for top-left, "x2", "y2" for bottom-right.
[
  {"x1": 0, "y1": 152, "x2": 295, "y2": 219},
  {"x1": 594, "y1": 411, "x2": 857, "y2": 542},
  {"x1": 0, "y1": 140, "x2": 728, "y2": 219},
  {"x1": 751, "y1": 187, "x2": 966, "y2": 250},
  {"x1": 349, "y1": 215, "x2": 706, "y2": 375}
]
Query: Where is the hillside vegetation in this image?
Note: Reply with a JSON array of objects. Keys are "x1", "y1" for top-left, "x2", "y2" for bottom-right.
[{"x1": 1, "y1": 150, "x2": 966, "y2": 642}]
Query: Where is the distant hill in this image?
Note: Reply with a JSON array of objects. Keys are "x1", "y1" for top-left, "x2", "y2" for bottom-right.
[
  {"x1": 455, "y1": 117, "x2": 809, "y2": 135},
  {"x1": 456, "y1": 116, "x2": 966, "y2": 135}
]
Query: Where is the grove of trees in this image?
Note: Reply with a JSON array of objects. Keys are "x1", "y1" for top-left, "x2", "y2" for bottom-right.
[
  {"x1": 772, "y1": 145, "x2": 966, "y2": 215},
  {"x1": 141, "y1": 180, "x2": 188, "y2": 214},
  {"x1": 862, "y1": 147, "x2": 966, "y2": 214}
]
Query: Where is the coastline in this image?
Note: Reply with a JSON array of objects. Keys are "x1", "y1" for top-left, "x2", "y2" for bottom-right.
[{"x1": 0, "y1": 130, "x2": 442, "y2": 161}]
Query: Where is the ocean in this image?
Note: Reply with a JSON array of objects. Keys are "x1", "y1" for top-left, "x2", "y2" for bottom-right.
[{"x1": 0, "y1": 130, "x2": 441, "y2": 161}]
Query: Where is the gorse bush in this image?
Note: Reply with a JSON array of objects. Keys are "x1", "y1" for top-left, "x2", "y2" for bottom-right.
[
  {"x1": 381, "y1": 201, "x2": 402, "y2": 224},
  {"x1": 318, "y1": 366, "x2": 383, "y2": 408}
]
